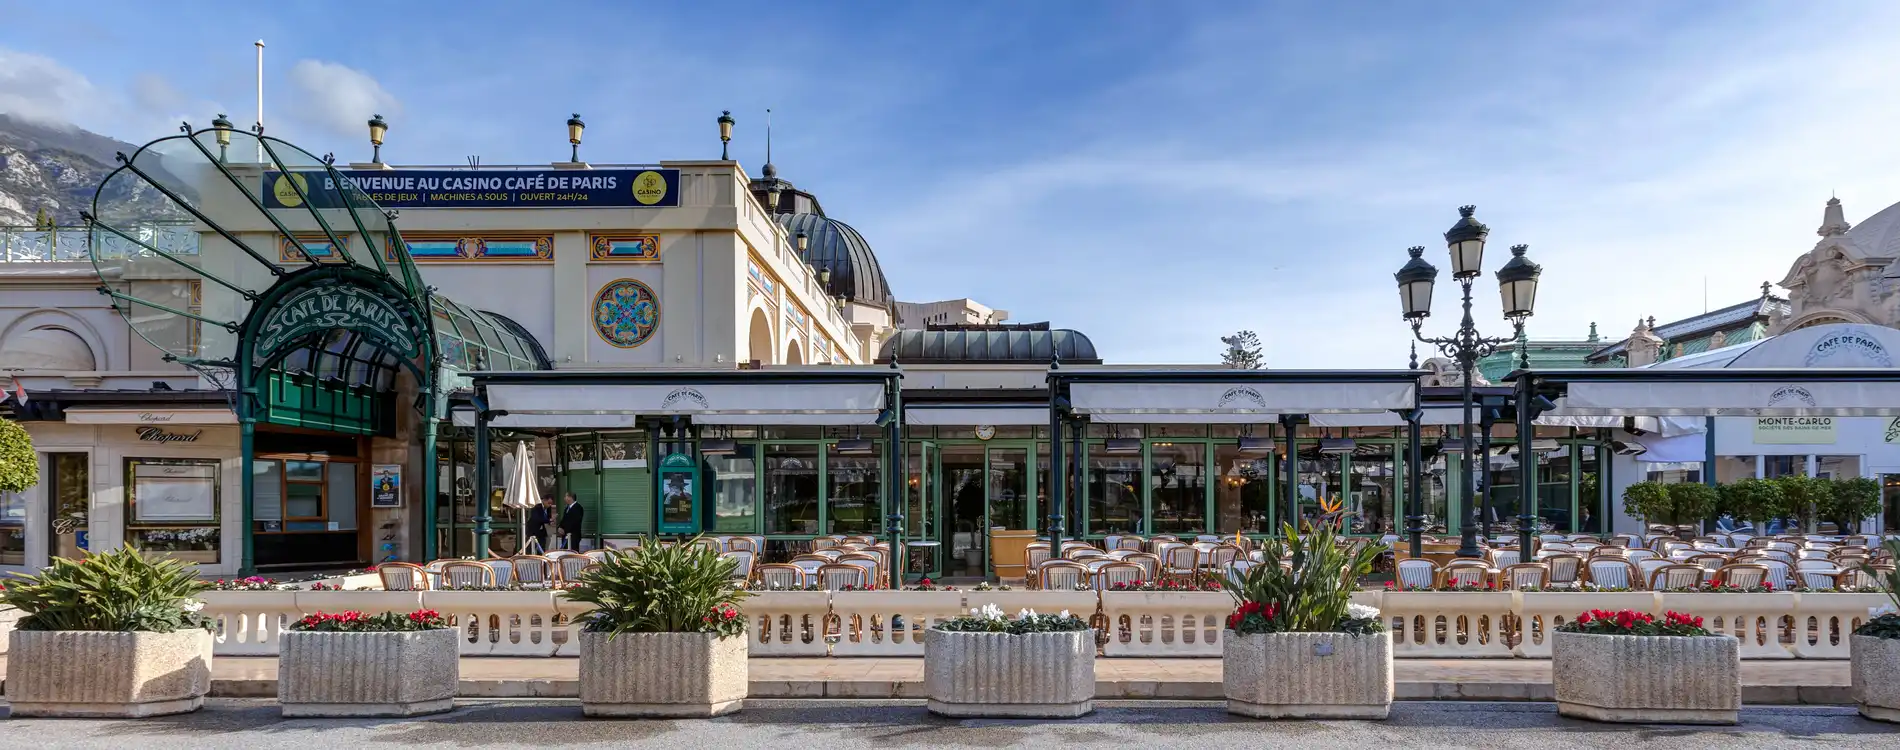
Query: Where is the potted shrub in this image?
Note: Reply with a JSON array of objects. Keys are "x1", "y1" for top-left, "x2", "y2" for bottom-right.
[
  {"x1": 1716, "y1": 478, "x2": 1783, "y2": 536},
  {"x1": 1850, "y1": 539, "x2": 1900, "y2": 723},
  {"x1": 1220, "y1": 523, "x2": 1390, "y2": 718},
  {"x1": 1772, "y1": 475, "x2": 1831, "y2": 533},
  {"x1": 1623, "y1": 481, "x2": 1716, "y2": 539},
  {"x1": 278, "y1": 609, "x2": 457, "y2": 717},
  {"x1": 925, "y1": 605, "x2": 1094, "y2": 718},
  {"x1": 563, "y1": 538, "x2": 751, "y2": 717},
  {"x1": 1553, "y1": 608, "x2": 1738, "y2": 724},
  {"x1": 1822, "y1": 477, "x2": 1882, "y2": 535},
  {"x1": 0, "y1": 545, "x2": 212, "y2": 717}
]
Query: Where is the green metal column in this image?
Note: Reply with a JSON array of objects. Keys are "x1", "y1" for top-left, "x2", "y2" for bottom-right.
[
  {"x1": 885, "y1": 378, "x2": 903, "y2": 589},
  {"x1": 1515, "y1": 375, "x2": 1538, "y2": 553},
  {"x1": 238, "y1": 385, "x2": 258, "y2": 574},
  {"x1": 420, "y1": 390, "x2": 438, "y2": 561},
  {"x1": 473, "y1": 403, "x2": 492, "y2": 556}
]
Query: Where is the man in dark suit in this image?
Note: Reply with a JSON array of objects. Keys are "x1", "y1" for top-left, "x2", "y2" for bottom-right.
[
  {"x1": 559, "y1": 491, "x2": 584, "y2": 551},
  {"x1": 525, "y1": 497, "x2": 554, "y2": 553}
]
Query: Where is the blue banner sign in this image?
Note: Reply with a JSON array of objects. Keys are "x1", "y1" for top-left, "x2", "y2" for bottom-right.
[{"x1": 263, "y1": 168, "x2": 680, "y2": 209}]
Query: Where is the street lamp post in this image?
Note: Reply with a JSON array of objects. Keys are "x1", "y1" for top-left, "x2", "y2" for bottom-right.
[{"x1": 1394, "y1": 206, "x2": 1542, "y2": 559}]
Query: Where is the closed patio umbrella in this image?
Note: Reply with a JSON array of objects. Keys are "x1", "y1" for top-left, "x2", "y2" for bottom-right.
[{"x1": 502, "y1": 441, "x2": 542, "y2": 553}]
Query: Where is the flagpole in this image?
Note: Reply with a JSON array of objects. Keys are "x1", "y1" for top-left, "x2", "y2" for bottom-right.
[{"x1": 254, "y1": 40, "x2": 265, "y2": 161}]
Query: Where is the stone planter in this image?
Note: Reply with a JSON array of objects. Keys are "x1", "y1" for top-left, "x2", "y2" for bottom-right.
[
  {"x1": 1223, "y1": 631, "x2": 1393, "y2": 719},
  {"x1": 578, "y1": 631, "x2": 748, "y2": 717},
  {"x1": 1551, "y1": 631, "x2": 1739, "y2": 724},
  {"x1": 278, "y1": 628, "x2": 459, "y2": 717},
  {"x1": 1852, "y1": 634, "x2": 1900, "y2": 723},
  {"x1": 923, "y1": 629, "x2": 1095, "y2": 718},
  {"x1": 5, "y1": 629, "x2": 212, "y2": 717}
]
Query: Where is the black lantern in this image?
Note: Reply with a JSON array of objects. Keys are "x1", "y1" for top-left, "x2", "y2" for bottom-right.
[
  {"x1": 367, "y1": 114, "x2": 387, "y2": 164},
  {"x1": 210, "y1": 113, "x2": 233, "y2": 162},
  {"x1": 1394, "y1": 245, "x2": 1438, "y2": 320},
  {"x1": 566, "y1": 113, "x2": 585, "y2": 162},
  {"x1": 1443, "y1": 205, "x2": 1489, "y2": 279},
  {"x1": 1494, "y1": 244, "x2": 1542, "y2": 320},
  {"x1": 718, "y1": 110, "x2": 735, "y2": 160}
]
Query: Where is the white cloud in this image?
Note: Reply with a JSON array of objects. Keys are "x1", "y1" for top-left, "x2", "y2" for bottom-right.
[
  {"x1": 286, "y1": 59, "x2": 400, "y2": 138},
  {"x1": 0, "y1": 49, "x2": 103, "y2": 126}
]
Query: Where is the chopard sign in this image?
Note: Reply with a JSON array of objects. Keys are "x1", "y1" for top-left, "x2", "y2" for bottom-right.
[{"x1": 136, "y1": 426, "x2": 202, "y2": 443}]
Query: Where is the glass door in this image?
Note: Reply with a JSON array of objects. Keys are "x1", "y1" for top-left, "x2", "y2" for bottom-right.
[
  {"x1": 1148, "y1": 441, "x2": 1209, "y2": 536},
  {"x1": 1214, "y1": 444, "x2": 1275, "y2": 535},
  {"x1": 939, "y1": 444, "x2": 988, "y2": 577},
  {"x1": 987, "y1": 446, "x2": 1030, "y2": 532},
  {"x1": 907, "y1": 441, "x2": 938, "y2": 576}
]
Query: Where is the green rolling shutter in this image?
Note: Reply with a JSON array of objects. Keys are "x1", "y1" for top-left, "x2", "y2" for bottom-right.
[{"x1": 599, "y1": 467, "x2": 652, "y2": 536}]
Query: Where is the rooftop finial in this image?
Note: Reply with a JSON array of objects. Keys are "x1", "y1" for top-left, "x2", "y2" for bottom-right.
[
  {"x1": 1819, "y1": 195, "x2": 1850, "y2": 237},
  {"x1": 1761, "y1": 281, "x2": 1772, "y2": 298},
  {"x1": 1407, "y1": 341, "x2": 1418, "y2": 370},
  {"x1": 762, "y1": 107, "x2": 776, "y2": 179},
  {"x1": 1587, "y1": 322, "x2": 1599, "y2": 342}
]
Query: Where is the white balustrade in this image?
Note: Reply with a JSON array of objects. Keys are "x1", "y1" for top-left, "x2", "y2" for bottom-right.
[
  {"x1": 428, "y1": 590, "x2": 561, "y2": 657},
  {"x1": 746, "y1": 591, "x2": 831, "y2": 657},
  {"x1": 1099, "y1": 591, "x2": 1229, "y2": 657},
  {"x1": 1658, "y1": 592, "x2": 1797, "y2": 659},
  {"x1": 828, "y1": 591, "x2": 966, "y2": 656},
  {"x1": 1381, "y1": 592, "x2": 1516, "y2": 658},
  {"x1": 200, "y1": 590, "x2": 303, "y2": 656},
  {"x1": 1785, "y1": 592, "x2": 1891, "y2": 659}
]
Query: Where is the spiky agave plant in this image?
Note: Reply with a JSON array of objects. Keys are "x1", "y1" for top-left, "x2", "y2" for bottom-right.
[
  {"x1": 1218, "y1": 523, "x2": 1384, "y2": 634},
  {"x1": 0, "y1": 544, "x2": 209, "y2": 632},
  {"x1": 561, "y1": 537, "x2": 751, "y2": 637}
]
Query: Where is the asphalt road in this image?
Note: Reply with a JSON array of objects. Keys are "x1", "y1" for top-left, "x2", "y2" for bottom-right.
[{"x1": 0, "y1": 700, "x2": 1893, "y2": 749}]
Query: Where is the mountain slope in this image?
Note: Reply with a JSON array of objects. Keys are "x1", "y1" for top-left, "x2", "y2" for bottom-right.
[{"x1": 0, "y1": 115, "x2": 185, "y2": 226}]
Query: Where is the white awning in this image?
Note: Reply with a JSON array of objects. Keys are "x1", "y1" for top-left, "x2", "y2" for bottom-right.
[
  {"x1": 453, "y1": 412, "x2": 637, "y2": 429},
  {"x1": 484, "y1": 382, "x2": 886, "y2": 426},
  {"x1": 905, "y1": 406, "x2": 1047, "y2": 426},
  {"x1": 1555, "y1": 380, "x2": 1900, "y2": 416},
  {"x1": 1635, "y1": 432, "x2": 1708, "y2": 463},
  {"x1": 63, "y1": 407, "x2": 235, "y2": 425},
  {"x1": 1070, "y1": 381, "x2": 1415, "y2": 419}
]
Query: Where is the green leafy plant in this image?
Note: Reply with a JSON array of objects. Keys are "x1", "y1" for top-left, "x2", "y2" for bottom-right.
[
  {"x1": 1853, "y1": 539, "x2": 1900, "y2": 640},
  {"x1": 1821, "y1": 477, "x2": 1881, "y2": 533},
  {"x1": 1622, "y1": 481, "x2": 1715, "y2": 531},
  {"x1": 0, "y1": 417, "x2": 37, "y2": 494},
  {"x1": 0, "y1": 545, "x2": 209, "y2": 632},
  {"x1": 1717, "y1": 477, "x2": 1785, "y2": 532},
  {"x1": 289, "y1": 609, "x2": 450, "y2": 632},
  {"x1": 935, "y1": 604, "x2": 1089, "y2": 634},
  {"x1": 1772, "y1": 475, "x2": 1831, "y2": 533},
  {"x1": 1217, "y1": 523, "x2": 1385, "y2": 634},
  {"x1": 1558, "y1": 609, "x2": 1712, "y2": 636},
  {"x1": 560, "y1": 537, "x2": 750, "y2": 638}
]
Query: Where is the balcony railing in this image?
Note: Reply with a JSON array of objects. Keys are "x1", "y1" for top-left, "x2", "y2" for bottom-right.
[{"x1": 0, "y1": 223, "x2": 198, "y2": 262}]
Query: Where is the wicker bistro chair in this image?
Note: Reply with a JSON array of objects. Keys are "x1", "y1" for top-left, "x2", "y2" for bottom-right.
[
  {"x1": 440, "y1": 561, "x2": 496, "y2": 589},
  {"x1": 1438, "y1": 564, "x2": 1489, "y2": 589},
  {"x1": 582, "y1": 548, "x2": 616, "y2": 564},
  {"x1": 1161, "y1": 545, "x2": 1201, "y2": 583},
  {"x1": 481, "y1": 558, "x2": 516, "y2": 586},
  {"x1": 843, "y1": 535, "x2": 878, "y2": 546},
  {"x1": 1025, "y1": 546, "x2": 1054, "y2": 588},
  {"x1": 811, "y1": 537, "x2": 841, "y2": 551},
  {"x1": 1539, "y1": 554, "x2": 1582, "y2": 589},
  {"x1": 1838, "y1": 566, "x2": 1884, "y2": 589},
  {"x1": 1489, "y1": 549, "x2": 1521, "y2": 569},
  {"x1": 836, "y1": 553, "x2": 883, "y2": 586},
  {"x1": 1106, "y1": 534, "x2": 1144, "y2": 552},
  {"x1": 1092, "y1": 562, "x2": 1145, "y2": 590},
  {"x1": 1757, "y1": 559, "x2": 1796, "y2": 590},
  {"x1": 726, "y1": 536, "x2": 759, "y2": 555},
  {"x1": 1395, "y1": 558, "x2": 1438, "y2": 590},
  {"x1": 1499, "y1": 563, "x2": 1550, "y2": 590},
  {"x1": 1200, "y1": 544, "x2": 1242, "y2": 572},
  {"x1": 1065, "y1": 547, "x2": 1109, "y2": 562},
  {"x1": 1120, "y1": 552, "x2": 1162, "y2": 582},
  {"x1": 1688, "y1": 554, "x2": 1730, "y2": 581},
  {"x1": 724, "y1": 550, "x2": 757, "y2": 581},
  {"x1": 378, "y1": 562, "x2": 429, "y2": 591},
  {"x1": 510, "y1": 555, "x2": 554, "y2": 587},
  {"x1": 1712, "y1": 563, "x2": 1770, "y2": 588},
  {"x1": 815, "y1": 563, "x2": 867, "y2": 591},
  {"x1": 754, "y1": 563, "x2": 806, "y2": 590},
  {"x1": 556, "y1": 554, "x2": 592, "y2": 583},
  {"x1": 1649, "y1": 564, "x2": 1705, "y2": 591},
  {"x1": 1585, "y1": 559, "x2": 1642, "y2": 590},
  {"x1": 1037, "y1": 560, "x2": 1090, "y2": 591}
]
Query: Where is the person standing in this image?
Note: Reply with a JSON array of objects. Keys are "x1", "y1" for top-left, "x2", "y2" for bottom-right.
[
  {"x1": 526, "y1": 496, "x2": 554, "y2": 553},
  {"x1": 559, "y1": 491, "x2": 585, "y2": 551}
]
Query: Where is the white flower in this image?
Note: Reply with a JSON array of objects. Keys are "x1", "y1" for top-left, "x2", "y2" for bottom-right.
[
  {"x1": 1018, "y1": 608, "x2": 1037, "y2": 620},
  {"x1": 973, "y1": 603, "x2": 1006, "y2": 621},
  {"x1": 182, "y1": 600, "x2": 205, "y2": 613},
  {"x1": 1346, "y1": 603, "x2": 1379, "y2": 620},
  {"x1": 1059, "y1": 610, "x2": 1071, "y2": 619}
]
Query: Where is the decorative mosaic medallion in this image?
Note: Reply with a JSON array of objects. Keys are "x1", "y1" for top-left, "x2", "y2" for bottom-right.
[{"x1": 593, "y1": 279, "x2": 660, "y2": 348}]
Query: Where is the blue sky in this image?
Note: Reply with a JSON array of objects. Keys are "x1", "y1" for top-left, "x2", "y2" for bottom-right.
[{"x1": 5, "y1": 1, "x2": 1900, "y2": 367}]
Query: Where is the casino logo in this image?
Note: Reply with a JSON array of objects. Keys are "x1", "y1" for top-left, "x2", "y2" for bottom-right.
[
  {"x1": 1767, "y1": 385, "x2": 1817, "y2": 408},
  {"x1": 1217, "y1": 386, "x2": 1267, "y2": 409},
  {"x1": 269, "y1": 173, "x2": 309, "y2": 208},
  {"x1": 633, "y1": 170, "x2": 668, "y2": 206},
  {"x1": 660, "y1": 387, "x2": 710, "y2": 410}
]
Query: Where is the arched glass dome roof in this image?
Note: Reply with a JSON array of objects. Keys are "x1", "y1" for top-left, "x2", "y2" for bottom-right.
[
  {"x1": 877, "y1": 327, "x2": 1099, "y2": 364},
  {"x1": 777, "y1": 212, "x2": 893, "y2": 308}
]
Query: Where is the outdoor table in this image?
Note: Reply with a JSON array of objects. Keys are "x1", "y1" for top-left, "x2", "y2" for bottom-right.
[
  {"x1": 1083, "y1": 559, "x2": 1118, "y2": 572},
  {"x1": 1104, "y1": 550, "x2": 1137, "y2": 560}
]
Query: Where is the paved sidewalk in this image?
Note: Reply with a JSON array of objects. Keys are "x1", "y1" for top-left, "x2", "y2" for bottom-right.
[{"x1": 1, "y1": 655, "x2": 1851, "y2": 704}]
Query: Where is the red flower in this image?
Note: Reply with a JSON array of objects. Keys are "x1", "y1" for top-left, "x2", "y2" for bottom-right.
[
  {"x1": 1577, "y1": 611, "x2": 1594, "y2": 624},
  {"x1": 1615, "y1": 611, "x2": 1635, "y2": 628},
  {"x1": 1763, "y1": 581, "x2": 1774, "y2": 591}
]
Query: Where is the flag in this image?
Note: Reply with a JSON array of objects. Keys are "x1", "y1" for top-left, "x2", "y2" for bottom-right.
[{"x1": 5, "y1": 377, "x2": 24, "y2": 406}]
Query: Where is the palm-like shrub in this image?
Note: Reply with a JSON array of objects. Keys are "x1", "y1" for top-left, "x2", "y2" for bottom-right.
[
  {"x1": 1217, "y1": 523, "x2": 1384, "y2": 634},
  {"x1": 0, "y1": 545, "x2": 208, "y2": 632},
  {"x1": 1852, "y1": 539, "x2": 1900, "y2": 640},
  {"x1": 561, "y1": 538, "x2": 750, "y2": 637}
]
